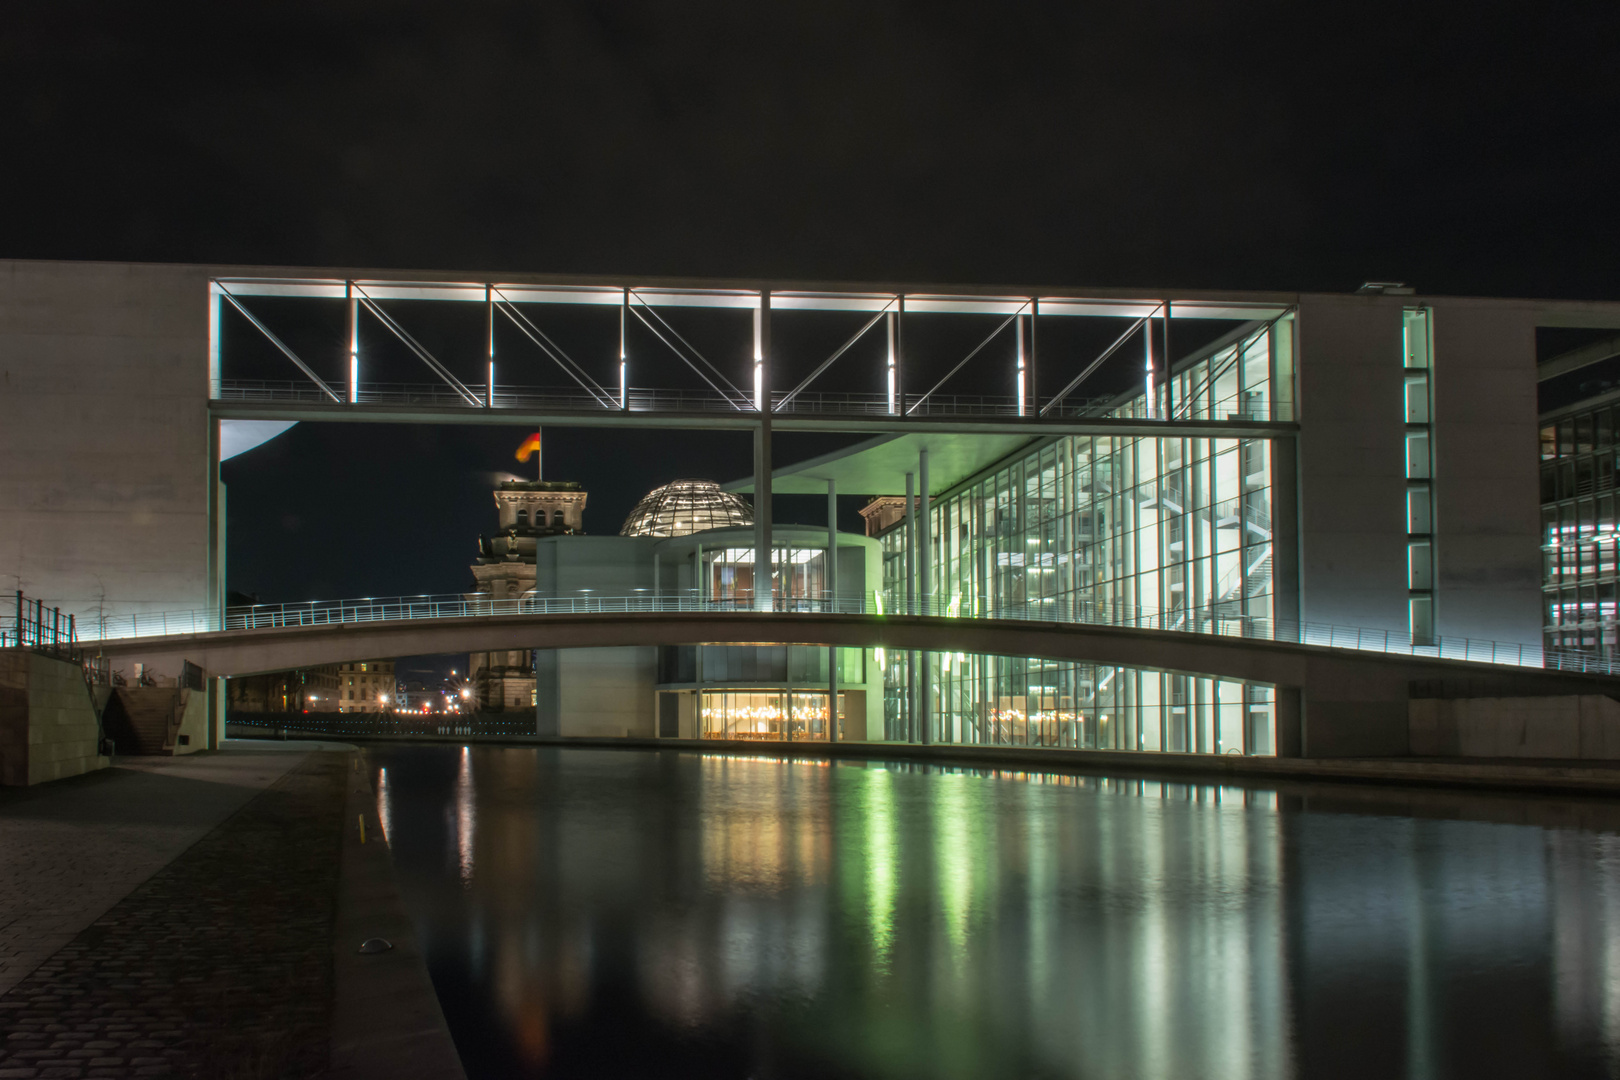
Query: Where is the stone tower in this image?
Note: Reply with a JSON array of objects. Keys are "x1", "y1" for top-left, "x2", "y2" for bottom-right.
[{"x1": 465, "y1": 480, "x2": 587, "y2": 710}]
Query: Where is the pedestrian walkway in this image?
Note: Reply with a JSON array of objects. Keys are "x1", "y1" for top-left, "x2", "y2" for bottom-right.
[
  {"x1": 0, "y1": 742, "x2": 347, "y2": 999},
  {"x1": 0, "y1": 743, "x2": 354, "y2": 1078}
]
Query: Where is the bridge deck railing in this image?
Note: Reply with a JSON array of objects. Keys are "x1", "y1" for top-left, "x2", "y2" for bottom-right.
[
  {"x1": 212, "y1": 381, "x2": 1193, "y2": 421},
  {"x1": 61, "y1": 592, "x2": 1620, "y2": 678}
]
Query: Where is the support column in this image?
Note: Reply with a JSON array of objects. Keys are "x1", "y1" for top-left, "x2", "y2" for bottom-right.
[
  {"x1": 207, "y1": 282, "x2": 222, "y2": 399},
  {"x1": 347, "y1": 282, "x2": 359, "y2": 404},
  {"x1": 486, "y1": 285, "x2": 495, "y2": 407},
  {"x1": 754, "y1": 293, "x2": 773, "y2": 612},
  {"x1": 620, "y1": 287, "x2": 629, "y2": 411},
  {"x1": 904, "y1": 472, "x2": 916, "y2": 617},
  {"x1": 828, "y1": 650, "x2": 839, "y2": 744},
  {"x1": 886, "y1": 311, "x2": 898, "y2": 415},
  {"x1": 826, "y1": 479, "x2": 838, "y2": 608},
  {"x1": 895, "y1": 296, "x2": 906, "y2": 415},
  {"x1": 1272, "y1": 435, "x2": 1301, "y2": 637},
  {"x1": 1029, "y1": 299, "x2": 1039, "y2": 411},
  {"x1": 212, "y1": 676, "x2": 226, "y2": 750},
  {"x1": 1016, "y1": 317, "x2": 1027, "y2": 418},
  {"x1": 1163, "y1": 300, "x2": 1173, "y2": 419},
  {"x1": 1143, "y1": 313, "x2": 1155, "y2": 418},
  {"x1": 827, "y1": 476, "x2": 838, "y2": 743},
  {"x1": 919, "y1": 447, "x2": 931, "y2": 744},
  {"x1": 919, "y1": 448, "x2": 930, "y2": 614}
]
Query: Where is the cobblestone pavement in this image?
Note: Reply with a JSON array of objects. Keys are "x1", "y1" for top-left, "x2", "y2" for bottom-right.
[
  {"x1": 0, "y1": 748, "x2": 325, "y2": 998},
  {"x1": 0, "y1": 751, "x2": 348, "y2": 1078}
]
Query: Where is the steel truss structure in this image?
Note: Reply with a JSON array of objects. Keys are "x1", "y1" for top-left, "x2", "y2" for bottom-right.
[
  {"x1": 208, "y1": 275, "x2": 1297, "y2": 438},
  {"x1": 209, "y1": 272, "x2": 1303, "y2": 618}
]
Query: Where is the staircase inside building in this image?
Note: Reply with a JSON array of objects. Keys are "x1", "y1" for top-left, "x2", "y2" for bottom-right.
[{"x1": 102, "y1": 687, "x2": 188, "y2": 756}]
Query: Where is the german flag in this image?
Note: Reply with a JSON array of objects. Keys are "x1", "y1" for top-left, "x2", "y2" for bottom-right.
[{"x1": 515, "y1": 432, "x2": 541, "y2": 462}]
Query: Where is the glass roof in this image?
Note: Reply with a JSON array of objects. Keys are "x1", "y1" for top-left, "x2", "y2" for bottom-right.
[{"x1": 619, "y1": 479, "x2": 755, "y2": 538}]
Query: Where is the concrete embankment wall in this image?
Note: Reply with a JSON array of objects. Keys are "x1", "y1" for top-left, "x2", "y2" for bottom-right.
[
  {"x1": 1410, "y1": 695, "x2": 1620, "y2": 759},
  {"x1": 0, "y1": 650, "x2": 109, "y2": 785}
]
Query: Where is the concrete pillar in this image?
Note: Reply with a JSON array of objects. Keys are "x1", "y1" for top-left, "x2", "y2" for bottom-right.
[
  {"x1": 211, "y1": 676, "x2": 226, "y2": 748},
  {"x1": 827, "y1": 480, "x2": 841, "y2": 742},
  {"x1": 828, "y1": 647, "x2": 839, "y2": 744},
  {"x1": 1272, "y1": 435, "x2": 1301, "y2": 639},
  {"x1": 904, "y1": 472, "x2": 916, "y2": 616},
  {"x1": 1277, "y1": 686, "x2": 1303, "y2": 758},
  {"x1": 919, "y1": 448, "x2": 931, "y2": 613},
  {"x1": 919, "y1": 447, "x2": 931, "y2": 744},
  {"x1": 826, "y1": 478, "x2": 838, "y2": 608},
  {"x1": 904, "y1": 469, "x2": 916, "y2": 743},
  {"x1": 754, "y1": 292, "x2": 773, "y2": 612}
]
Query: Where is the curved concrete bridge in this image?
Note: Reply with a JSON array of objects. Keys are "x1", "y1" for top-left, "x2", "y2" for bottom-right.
[{"x1": 91, "y1": 609, "x2": 1620, "y2": 758}]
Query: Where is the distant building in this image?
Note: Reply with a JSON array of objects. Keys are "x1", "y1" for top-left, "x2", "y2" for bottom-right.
[
  {"x1": 336, "y1": 661, "x2": 396, "y2": 713},
  {"x1": 226, "y1": 665, "x2": 340, "y2": 713},
  {"x1": 452, "y1": 472, "x2": 883, "y2": 738},
  {"x1": 465, "y1": 480, "x2": 587, "y2": 711},
  {"x1": 858, "y1": 496, "x2": 915, "y2": 537},
  {"x1": 399, "y1": 680, "x2": 442, "y2": 714}
]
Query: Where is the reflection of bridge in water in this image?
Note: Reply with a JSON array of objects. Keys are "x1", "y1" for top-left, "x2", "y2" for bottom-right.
[{"x1": 65, "y1": 593, "x2": 1620, "y2": 759}]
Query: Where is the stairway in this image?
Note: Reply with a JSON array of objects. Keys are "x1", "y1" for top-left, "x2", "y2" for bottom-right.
[{"x1": 103, "y1": 687, "x2": 187, "y2": 756}]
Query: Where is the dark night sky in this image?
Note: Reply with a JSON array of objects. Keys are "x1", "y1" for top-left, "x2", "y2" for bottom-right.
[{"x1": 8, "y1": 1, "x2": 1620, "y2": 611}]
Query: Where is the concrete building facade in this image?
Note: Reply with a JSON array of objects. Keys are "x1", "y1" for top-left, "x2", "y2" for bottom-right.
[{"x1": 7, "y1": 259, "x2": 1620, "y2": 754}]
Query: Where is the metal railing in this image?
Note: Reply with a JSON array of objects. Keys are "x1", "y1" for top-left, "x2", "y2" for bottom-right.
[
  {"x1": 212, "y1": 380, "x2": 1293, "y2": 423},
  {"x1": 4, "y1": 591, "x2": 78, "y2": 654},
  {"x1": 3, "y1": 592, "x2": 110, "y2": 688},
  {"x1": 63, "y1": 590, "x2": 1620, "y2": 677}
]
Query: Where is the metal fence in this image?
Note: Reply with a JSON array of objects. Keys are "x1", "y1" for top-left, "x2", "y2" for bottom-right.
[
  {"x1": 2, "y1": 592, "x2": 110, "y2": 687},
  {"x1": 212, "y1": 380, "x2": 1285, "y2": 423},
  {"x1": 61, "y1": 590, "x2": 1620, "y2": 677},
  {"x1": 3, "y1": 591, "x2": 79, "y2": 655}
]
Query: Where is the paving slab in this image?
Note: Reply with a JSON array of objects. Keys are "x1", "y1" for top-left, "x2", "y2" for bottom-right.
[
  {"x1": 0, "y1": 749, "x2": 351, "y2": 1078},
  {"x1": 0, "y1": 743, "x2": 348, "y2": 997}
]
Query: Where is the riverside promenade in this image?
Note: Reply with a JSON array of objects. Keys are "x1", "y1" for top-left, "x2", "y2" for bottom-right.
[{"x1": 0, "y1": 742, "x2": 461, "y2": 1080}]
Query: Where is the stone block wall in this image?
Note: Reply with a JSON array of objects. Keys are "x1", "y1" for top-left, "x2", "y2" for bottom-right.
[
  {"x1": 0, "y1": 650, "x2": 109, "y2": 785},
  {"x1": 0, "y1": 651, "x2": 30, "y2": 785}
]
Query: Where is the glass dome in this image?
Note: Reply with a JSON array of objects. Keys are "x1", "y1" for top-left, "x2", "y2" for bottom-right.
[{"x1": 619, "y1": 479, "x2": 754, "y2": 538}]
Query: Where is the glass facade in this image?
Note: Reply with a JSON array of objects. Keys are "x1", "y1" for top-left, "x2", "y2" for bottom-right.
[
  {"x1": 875, "y1": 318, "x2": 1290, "y2": 756},
  {"x1": 700, "y1": 690, "x2": 841, "y2": 741},
  {"x1": 903, "y1": 433, "x2": 1274, "y2": 630},
  {"x1": 882, "y1": 653, "x2": 1273, "y2": 753},
  {"x1": 701, "y1": 547, "x2": 827, "y2": 604},
  {"x1": 1541, "y1": 401, "x2": 1620, "y2": 659}
]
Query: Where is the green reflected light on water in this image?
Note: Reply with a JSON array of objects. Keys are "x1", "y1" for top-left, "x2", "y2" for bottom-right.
[{"x1": 372, "y1": 746, "x2": 1620, "y2": 1080}]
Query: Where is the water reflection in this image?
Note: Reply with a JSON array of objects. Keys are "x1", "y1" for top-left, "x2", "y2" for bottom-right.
[{"x1": 370, "y1": 745, "x2": 1620, "y2": 1079}]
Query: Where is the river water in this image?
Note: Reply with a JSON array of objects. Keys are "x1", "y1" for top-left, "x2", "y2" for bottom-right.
[{"x1": 367, "y1": 744, "x2": 1620, "y2": 1079}]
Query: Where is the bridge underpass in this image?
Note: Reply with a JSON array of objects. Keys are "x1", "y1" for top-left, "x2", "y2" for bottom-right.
[{"x1": 90, "y1": 610, "x2": 1620, "y2": 758}]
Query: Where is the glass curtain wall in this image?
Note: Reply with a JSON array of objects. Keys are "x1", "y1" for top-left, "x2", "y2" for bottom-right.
[
  {"x1": 913, "y1": 434, "x2": 1274, "y2": 631},
  {"x1": 700, "y1": 690, "x2": 840, "y2": 741},
  {"x1": 1541, "y1": 403, "x2": 1620, "y2": 658},
  {"x1": 702, "y1": 548, "x2": 827, "y2": 605},
  {"x1": 876, "y1": 318, "x2": 1285, "y2": 756},
  {"x1": 880, "y1": 651, "x2": 1275, "y2": 754}
]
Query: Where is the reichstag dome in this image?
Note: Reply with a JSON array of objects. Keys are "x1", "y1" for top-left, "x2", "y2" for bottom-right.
[{"x1": 619, "y1": 479, "x2": 754, "y2": 538}]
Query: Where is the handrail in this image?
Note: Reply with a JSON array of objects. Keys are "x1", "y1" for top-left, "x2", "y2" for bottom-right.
[
  {"x1": 60, "y1": 591, "x2": 1620, "y2": 677},
  {"x1": 210, "y1": 381, "x2": 1275, "y2": 422}
]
